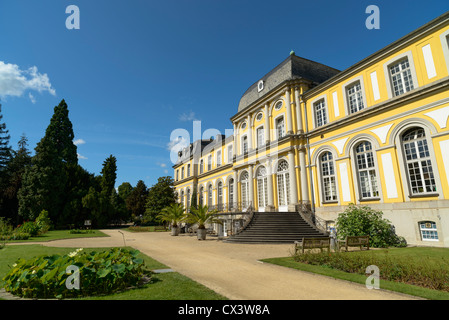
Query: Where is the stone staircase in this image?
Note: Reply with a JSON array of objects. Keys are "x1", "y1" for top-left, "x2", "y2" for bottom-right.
[{"x1": 225, "y1": 212, "x2": 328, "y2": 244}]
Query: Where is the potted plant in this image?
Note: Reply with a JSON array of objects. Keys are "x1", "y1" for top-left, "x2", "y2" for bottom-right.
[
  {"x1": 186, "y1": 205, "x2": 222, "y2": 240},
  {"x1": 157, "y1": 203, "x2": 186, "y2": 236}
]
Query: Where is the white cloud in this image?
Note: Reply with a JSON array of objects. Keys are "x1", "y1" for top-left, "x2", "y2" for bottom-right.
[
  {"x1": 163, "y1": 169, "x2": 168, "y2": 174},
  {"x1": 179, "y1": 110, "x2": 198, "y2": 122},
  {"x1": 167, "y1": 136, "x2": 189, "y2": 152},
  {"x1": 28, "y1": 92, "x2": 36, "y2": 104},
  {"x1": 160, "y1": 163, "x2": 167, "y2": 168},
  {"x1": 74, "y1": 139, "x2": 86, "y2": 146},
  {"x1": 0, "y1": 61, "x2": 56, "y2": 101},
  {"x1": 77, "y1": 153, "x2": 88, "y2": 160}
]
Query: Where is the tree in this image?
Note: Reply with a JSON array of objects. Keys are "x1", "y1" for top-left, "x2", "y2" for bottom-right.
[
  {"x1": 100, "y1": 155, "x2": 117, "y2": 196},
  {"x1": 0, "y1": 103, "x2": 11, "y2": 170},
  {"x1": 18, "y1": 99, "x2": 78, "y2": 224},
  {"x1": 0, "y1": 135, "x2": 32, "y2": 224},
  {"x1": 145, "y1": 176, "x2": 175, "y2": 224},
  {"x1": 125, "y1": 180, "x2": 148, "y2": 221},
  {"x1": 157, "y1": 203, "x2": 186, "y2": 234}
]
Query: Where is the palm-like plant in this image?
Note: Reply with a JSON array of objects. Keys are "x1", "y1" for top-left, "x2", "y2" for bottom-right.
[
  {"x1": 157, "y1": 203, "x2": 186, "y2": 235},
  {"x1": 186, "y1": 204, "x2": 222, "y2": 240}
]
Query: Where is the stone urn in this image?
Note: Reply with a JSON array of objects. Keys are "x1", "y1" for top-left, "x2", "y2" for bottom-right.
[
  {"x1": 197, "y1": 228, "x2": 207, "y2": 240},
  {"x1": 171, "y1": 226, "x2": 180, "y2": 236}
]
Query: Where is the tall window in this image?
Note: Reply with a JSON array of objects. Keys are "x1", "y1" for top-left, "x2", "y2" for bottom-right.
[
  {"x1": 347, "y1": 82, "x2": 365, "y2": 114},
  {"x1": 277, "y1": 160, "x2": 290, "y2": 207},
  {"x1": 314, "y1": 99, "x2": 327, "y2": 127},
  {"x1": 180, "y1": 190, "x2": 184, "y2": 206},
  {"x1": 276, "y1": 117, "x2": 285, "y2": 139},
  {"x1": 228, "y1": 145, "x2": 233, "y2": 164},
  {"x1": 402, "y1": 127, "x2": 436, "y2": 195},
  {"x1": 242, "y1": 136, "x2": 248, "y2": 154},
  {"x1": 419, "y1": 221, "x2": 438, "y2": 241},
  {"x1": 217, "y1": 182, "x2": 223, "y2": 209},
  {"x1": 241, "y1": 171, "x2": 249, "y2": 207},
  {"x1": 320, "y1": 152, "x2": 337, "y2": 202},
  {"x1": 389, "y1": 58, "x2": 415, "y2": 96},
  {"x1": 199, "y1": 186, "x2": 204, "y2": 206},
  {"x1": 208, "y1": 184, "x2": 213, "y2": 206},
  {"x1": 355, "y1": 142, "x2": 379, "y2": 199},
  {"x1": 217, "y1": 150, "x2": 222, "y2": 167},
  {"x1": 186, "y1": 189, "x2": 190, "y2": 211},
  {"x1": 256, "y1": 166, "x2": 268, "y2": 208},
  {"x1": 187, "y1": 164, "x2": 190, "y2": 177},
  {"x1": 257, "y1": 127, "x2": 265, "y2": 148},
  {"x1": 181, "y1": 167, "x2": 185, "y2": 179},
  {"x1": 208, "y1": 155, "x2": 212, "y2": 171},
  {"x1": 176, "y1": 169, "x2": 179, "y2": 181},
  {"x1": 228, "y1": 178, "x2": 234, "y2": 208},
  {"x1": 200, "y1": 159, "x2": 204, "y2": 174}
]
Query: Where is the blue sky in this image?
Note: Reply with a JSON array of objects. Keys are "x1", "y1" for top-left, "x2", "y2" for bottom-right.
[{"x1": 0, "y1": 0, "x2": 447, "y2": 189}]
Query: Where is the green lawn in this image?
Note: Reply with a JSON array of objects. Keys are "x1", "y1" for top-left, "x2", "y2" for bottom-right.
[
  {"x1": 0, "y1": 245, "x2": 227, "y2": 300},
  {"x1": 3, "y1": 229, "x2": 109, "y2": 243},
  {"x1": 262, "y1": 247, "x2": 449, "y2": 300}
]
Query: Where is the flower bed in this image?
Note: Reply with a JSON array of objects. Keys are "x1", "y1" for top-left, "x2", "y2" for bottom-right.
[{"x1": 2, "y1": 248, "x2": 152, "y2": 299}]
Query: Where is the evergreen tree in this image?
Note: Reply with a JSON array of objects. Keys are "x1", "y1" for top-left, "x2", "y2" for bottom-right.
[
  {"x1": 144, "y1": 176, "x2": 175, "y2": 224},
  {"x1": 18, "y1": 99, "x2": 78, "y2": 224},
  {"x1": 125, "y1": 180, "x2": 148, "y2": 220},
  {"x1": 100, "y1": 155, "x2": 117, "y2": 196},
  {"x1": 0, "y1": 103, "x2": 11, "y2": 170}
]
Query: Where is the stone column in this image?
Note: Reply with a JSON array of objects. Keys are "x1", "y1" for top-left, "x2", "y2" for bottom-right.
[
  {"x1": 288, "y1": 150, "x2": 298, "y2": 210},
  {"x1": 264, "y1": 103, "x2": 270, "y2": 144},
  {"x1": 295, "y1": 86, "x2": 303, "y2": 133},
  {"x1": 233, "y1": 170, "x2": 238, "y2": 211},
  {"x1": 299, "y1": 147, "x2": 309, "y2": 202},
  {"x1": 266, "y1": 158, "x2": 275, "y2": 211},
  {"x1": 285, "y1": 87, "x2": 293, "y2": 134},
  {"x1": 248, "y1": 164, "x2": 254, "y2": 207},
  {"x1": 247, "y1": 114, "x2": 253, "y2": 151}
]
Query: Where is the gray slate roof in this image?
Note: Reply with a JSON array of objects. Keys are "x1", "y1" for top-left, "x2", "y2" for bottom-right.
[{"x1": 237, "y1": 54, "x2": 341, "y2": 113}]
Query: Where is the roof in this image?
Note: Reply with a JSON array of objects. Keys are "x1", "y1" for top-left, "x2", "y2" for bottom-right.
[{"x1": 236, "y1": 54, "x2": 341, "y2": 114}]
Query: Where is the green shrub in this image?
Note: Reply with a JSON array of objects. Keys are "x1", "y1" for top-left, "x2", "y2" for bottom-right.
[
  {"x1": 336, "y1": 204, "x2": 407, "y2": 248},
  {"x1": 2, "y1": 248, "x2": 152, "y2": 299},
  {"x1": 35, "y1": 210, "x2": 52, "y2": 234},
  {"x1": 293, "y1": 251, "x2": 449, "y2": 292},
  {"x1": 0, "y1": 217, "x2": 13, "y2": 236},
  {"x1": 16, "y1": 221, "x2": 41, "y2": 237},
  {"x1": 69, "y1": 229, "x2": 95, "y2": 234}
]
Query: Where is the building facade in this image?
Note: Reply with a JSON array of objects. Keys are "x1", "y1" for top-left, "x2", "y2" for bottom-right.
[{"x1": 173, "y1": 12, "x2": 449, "y2": 247}]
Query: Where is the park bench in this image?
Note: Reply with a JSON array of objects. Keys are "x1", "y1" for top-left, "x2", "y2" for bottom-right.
[
  {"x1": 154, "y1": 226, "x2": 167, "y2": 232},
  {"x1": 294, "y1": 237, "x2": 331, "y2": 254},
  {"x1": 338, "y1": 235, "x2": 369, "y2": 251}
]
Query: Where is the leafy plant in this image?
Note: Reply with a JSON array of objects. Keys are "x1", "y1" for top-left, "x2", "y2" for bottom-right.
[
  {"x1": 336, "y1": 204, "x2": 406, "y2": 248},
  {"x1": 35, "y1": 210, "x2": 52, "y2": 234},
  {"x1": 2, "y1": 248, "x2": 151, "y2": 299},
  {"x1": 185, "y1": 204, "x2": 222, "y2": 229},
  {"x1": 157, "y1": 203, "x2": 186, "y2": 228}
]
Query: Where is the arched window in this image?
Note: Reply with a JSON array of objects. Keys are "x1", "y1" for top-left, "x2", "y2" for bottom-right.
[
  {"x1": 355, "y1": 141, "x2": 379, "y2": 199},
  {"x1": 208, "y1": 184, "x2": 213, "y2": 206},
  {"x1": 228, "y1": 178, "x2": 234, "y2": 209},
  {"x1": 257, "y1": 166, "x2": 268, "y2": 209},
  {"x1": 401, "y1": 127, "x2": 436, "y2": 195},
  {"x1": 180, "y1": 190, "x2": 185, "y2": 206},
  {"x1": 320, "y1": 152, "x2": 337, "y2": 202},
  {"x1": 276, "y1": 117, "x2": 285, "y2": 139},
  {"x1": 277, "y1": 160, "x2": 290, "y2": 207},
  {"x1": 241, "y1": 171, "x2": 249, "y2": 207}
]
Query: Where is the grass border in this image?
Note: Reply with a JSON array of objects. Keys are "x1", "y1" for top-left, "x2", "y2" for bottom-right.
[{"x1": 261, "y1": 256, "x2": 449, "y2": 300}]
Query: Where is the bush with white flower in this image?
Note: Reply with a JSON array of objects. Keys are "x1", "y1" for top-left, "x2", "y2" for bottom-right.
[{"x1": 2, "y1": 248, "x2": 151, "y2": 299}]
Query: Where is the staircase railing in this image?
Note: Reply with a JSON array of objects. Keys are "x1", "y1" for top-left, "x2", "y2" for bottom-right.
[
  {"x1": 297, "y1": 201, "x2": 329, "y2": 235},
  {"x1": 233, "y1": 202, "x2": 254, "y2": 235}
]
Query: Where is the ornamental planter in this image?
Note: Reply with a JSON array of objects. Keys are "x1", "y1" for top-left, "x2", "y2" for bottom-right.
[
  {"x1": 171, "y1": 226, "x2": 180, "y2": 236},
  {"x1": 197, "y1": 228, "x2": 207, "y2": 240}
]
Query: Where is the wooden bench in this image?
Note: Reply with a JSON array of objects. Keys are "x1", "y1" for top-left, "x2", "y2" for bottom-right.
[
  {"x1": 294, "y1": 237, "x2": 331, "y2": 254},
  {"x1": 338, "y1": 235, "x2": 369, "y2": 251},
  {"x1": 154, "y1": 226, "x2": 167, "y2": 232}
]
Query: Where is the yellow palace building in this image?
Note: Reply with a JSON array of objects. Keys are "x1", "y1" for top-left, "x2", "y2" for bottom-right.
[{"x1": 173, "y1": 11, "x2": 449, "y2": 247}]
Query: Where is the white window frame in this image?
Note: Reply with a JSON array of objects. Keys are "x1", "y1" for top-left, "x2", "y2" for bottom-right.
[
  {"x1": 274, "y1": 115, "x2": 285, "y2": 140},
  {"x1": 320, "y1": 151, "x2": 338, "y2": 202},
  {"x1": 383, "y1": 51, "x2": 418, "y2": 99},
  {"x1": 241, "y1": 135, "x2": 248, "y2": 154},
  {"x1": 207, "y1": 155, "x2": 212, "y2": 171},
  {"x1": 227, "y1": 145, "x2": 233, "y2": 164},
  {"x1": 217, "y1": 150, "x2": 222, "y2": 167},
  {"x1": 200, "y1": 159, "x2": 204, "y2": 174},
  {"x1": 342, "y1": 76, "x2": 368, "y2": 115},
  {"x1": 276, "y1": 160, "x2": 290, "y2": 209},
  {"x1": 354, "y1": 141, "x2": 380, "y2": 199},
  {"x1": 256, "y1": 125, "x2": 265, "y2": 148},
  {"x1": 419, "y1": 221, "x2": 439, "y2": 241}
]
